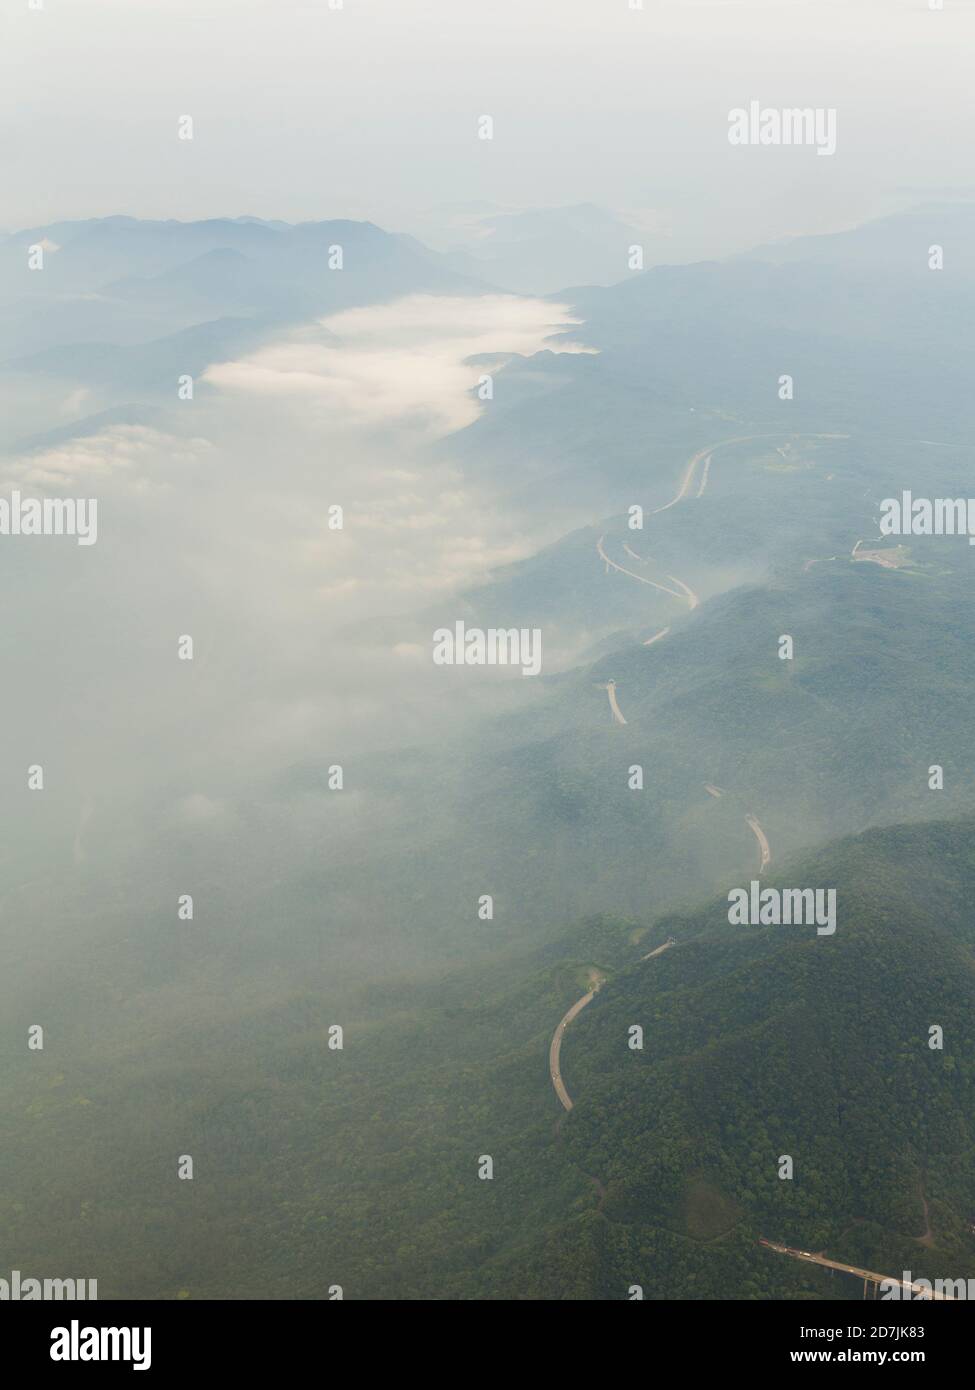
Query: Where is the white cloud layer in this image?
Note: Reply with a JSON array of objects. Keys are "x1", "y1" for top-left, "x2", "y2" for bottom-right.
[{"x1": 204, "y1": 294, "x2": 589, "y2": 436}]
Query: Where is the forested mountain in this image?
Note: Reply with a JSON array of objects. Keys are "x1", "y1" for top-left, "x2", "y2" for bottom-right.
[
  {"x1": 4, "y1": 203, "x2": 975, "y2": 1301},
  {"x1": 4, "y1": 816, "x2": 973, "y2": 1299}
]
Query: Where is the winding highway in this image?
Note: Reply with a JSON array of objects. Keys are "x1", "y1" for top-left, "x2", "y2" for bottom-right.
[
  {"x1": 695, "y1": 452, "x2": 713, "y2": 498},
  {"x1": 549, "y1": 988, "x2": 600, "y2": 1112},
  {"x1": 745, "y1": 813, "x2": 771, "y2": 871},
  {"x1": 665, "y1": 571, "x2": 700, "y2": 610},
  {"x1": 548, "y1": 430, "x2": 881, "y2": 1246},
  {"x1": 550, "y1": 943, "x2": 674, "y2": 1113},
  {"x1": 650, "y1": 444, "x2": 708, "y2": 514},
  {"x1": 652, "y1": 431, "x2": 850, "y2": 516},
  {"x1": 597, "y1": 534, "x2": 688, "y2": 602},
  {"x1": 603, "y1": 679, "x2": 627, "y2": 726}
]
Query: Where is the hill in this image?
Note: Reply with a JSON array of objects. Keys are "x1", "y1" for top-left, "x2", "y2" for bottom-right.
[{"x1": 3, "y1": 816, "x2": 974, "y2": 1299}]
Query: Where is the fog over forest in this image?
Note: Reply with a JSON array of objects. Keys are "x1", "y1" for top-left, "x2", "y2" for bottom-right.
[{"x1": 3, "y1": 0, "x2": 975, "y2": 1323}]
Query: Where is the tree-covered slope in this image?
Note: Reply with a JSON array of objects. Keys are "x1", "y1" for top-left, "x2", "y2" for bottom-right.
[
  {"x1": 543, "y1": 817, "x2": 975, "y2": 1298},
  {"x1": 5, "y1": 817, "x2": 974, "y2": 1300}
]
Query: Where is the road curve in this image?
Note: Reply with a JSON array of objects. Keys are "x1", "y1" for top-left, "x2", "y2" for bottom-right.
[
  {"x1": 745, "y1": 813, "x2": 771, "y2": 871},
  {"x1": 602, "y1": 680, "x2": 628, "y2": 726},
  {"x1": 596, "y1": 535, "x2": 686, "y2": 600},
  {"x1": 695, "y1": 452, "x2": 713, "y2": 498},
  {"x1": 549, "y1": 990, "x2": 598, "y2": 1112},
  {"x1": 654, "y1": 431, "x2": 850, "y2": 518},
  {"x1": 651, "y1": 444, "x2": 711, "y2": 514},
  {"x1": 665, "y1": 571, "x2": 700, "y2": 610},
  {"x1": 550, "y1": 944, "x2": 674, "y2": 1112},
  {"x1": 597, "y1": 537, "x2": 697, "y2": 610}
]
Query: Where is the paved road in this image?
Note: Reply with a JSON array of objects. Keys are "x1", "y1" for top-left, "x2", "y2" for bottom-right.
[
  {"x1": 745, "y1": 813, "x2": 771, "y2": 871},
  {"x1": 665, "y1": 571, "x2": 700, "y2": 610},
  {"x1": 550, "y1": 945, "x2": 674, "y2": 1111},
  {"x1": 549, "y1": 990, "x2": 599, "y2": 1112},
  {"x1": 603, "y1": 681, "x2": 628, "y2": 728},
  {"x1": 652, "y1": 434, "x2": 769, "y2": 515},
  {"x1": 640, "y1": 938, "x2": 676, "y2": 963},
  {"x1": 695, "y1": 452, "x2": 713, "y2": 498},
  {"x1": 651, "y1": 445, "x2": 708, "y2": 514},
  {"x1": 654, "y1": 431, "x2": 851, "y2": 517},
  {"x1": 761, "y1": 1239, "x2": 956, "y2": 1299},
  {"x1": 597, "y1": 535, "x2": 686, "y2": 601},
  {"x1": 597, "y1": 536, "x2": 697, "y2": 609},
  {"x1": 643, "y1": 626, "x2": 670, "y2": 647},
  {"x1": 603, "y1": 680, "x2": 627, "y2": 726}
]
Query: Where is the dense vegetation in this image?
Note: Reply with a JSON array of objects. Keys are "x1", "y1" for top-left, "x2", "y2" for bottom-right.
[
  {"x1": 5, "y1": 206, "x2": 975, "y2": 1301},
  {"x1": 4, "y1": 817, "x2": 974, "y2": 1299}
]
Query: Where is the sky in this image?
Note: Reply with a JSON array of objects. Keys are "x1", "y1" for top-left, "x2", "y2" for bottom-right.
[{"x1": 3, "y1": 0, "x2": 974, "y2": 257}]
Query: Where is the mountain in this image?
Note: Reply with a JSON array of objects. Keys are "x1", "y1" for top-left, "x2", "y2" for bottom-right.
[
  {"x1": 547, "y1": 816, "x2": 975, "y2": 1298},
  {"x1": 4, "y1": 815, "x2": 972, "y2": 1299},
  {"x1": 739, "y1": 201, "x2": 975, "y2": 279},
  {"x1": 408, "y1": 202, "x2": 664, "y2": 294},
  {"x1": 4, "y1": 202, "x2": 975, "y2": 1301},
  {"x1": 0, "y1": 215, "x2": 485, "y2": 360}
]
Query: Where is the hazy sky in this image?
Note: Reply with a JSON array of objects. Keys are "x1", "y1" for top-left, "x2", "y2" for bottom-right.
[{"x1": 4, "y1": 0, "x2": 973, "y2": 256}]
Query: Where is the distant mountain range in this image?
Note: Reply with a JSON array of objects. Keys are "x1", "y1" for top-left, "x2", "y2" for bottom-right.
[
  {"x1": 405, "y1": 201, "x2": 667, "y2": 294},
  {"x1": 4, "y1": 201, "x2": 975, "y2": 1299},
  {"x1": 0, "y1": 214, "x2": 483, "y2": 366}
]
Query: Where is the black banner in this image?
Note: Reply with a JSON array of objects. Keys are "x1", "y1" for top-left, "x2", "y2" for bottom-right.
[{"x1": 2, "y1": 1296, "x2": 968, "y2": 1374}]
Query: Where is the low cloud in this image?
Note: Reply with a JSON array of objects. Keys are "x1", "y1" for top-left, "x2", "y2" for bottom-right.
[
  {"x1": 204, "y1": 293, "x2": 589, "y2": 436},
  {"x1": 0, "y1": 292, "x2": 595, "y2": 982}
]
